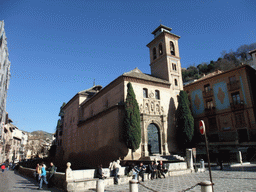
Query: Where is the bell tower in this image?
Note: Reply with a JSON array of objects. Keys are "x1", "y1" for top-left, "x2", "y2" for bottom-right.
[{"x1": 147, "y1": 25, "x2": 183, "y2": 91}]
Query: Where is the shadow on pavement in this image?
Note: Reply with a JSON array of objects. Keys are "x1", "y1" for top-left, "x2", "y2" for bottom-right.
[{"x1": 13, "y1": 170, "x2": 63, "y2": 191}]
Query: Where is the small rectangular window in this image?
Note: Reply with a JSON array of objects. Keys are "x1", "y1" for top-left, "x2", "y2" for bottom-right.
[
  {"x1": 155, "y1": 90, "x2": 160, "y2": 99},
  {"x1": 206, "y1": 99, "x2": 214, "y2": 109},
  {"x1": 143, "y1": 88, "x2": 148, "y2": 98},
  {"x1": 232, "y1": 92, "x2": 241, "y2": 104},
  {"x1": 204, "y1": 84, "x2": 210, "y2": 92},
  {"x1": 172, "y1": 63, "x2": 177, "y2": 71}
]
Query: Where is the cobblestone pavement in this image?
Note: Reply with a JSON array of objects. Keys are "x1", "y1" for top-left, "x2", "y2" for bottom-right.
[
  {"x1": 0, "y1": 170, "x2": 62, "y2": 192},
  {"x1": 104, "y1": 164, "x2": 256, "y2": 192},
  {"x1": 1, "y1": 164, "x2": 256, "y2": 192}
]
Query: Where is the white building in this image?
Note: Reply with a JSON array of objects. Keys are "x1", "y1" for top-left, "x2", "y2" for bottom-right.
[{"x1": 0, "y1": 20, "x2": 11, "y2": 160}]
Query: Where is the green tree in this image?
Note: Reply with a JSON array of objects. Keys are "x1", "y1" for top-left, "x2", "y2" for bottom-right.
[
  {"x1": 123, "y1": 82, "x2": 141, "y2": 159},
  {"x1": 176, "y1": 91, "x2": 194, "y2": 150}
]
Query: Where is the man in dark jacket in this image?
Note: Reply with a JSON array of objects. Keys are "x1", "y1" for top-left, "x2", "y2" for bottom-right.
[
  {"x1": 96, "y1": 164, "x2": 105, "y2": 179},
  {"x1": 137, "y1": 163, "x2": 147, "y2": 182},
  {"x1": 148, "y1": 161, "x2": 155, "y2": 180},
  {"x1": 47, "y1": 162, "x2": 56, "y2": 188}
]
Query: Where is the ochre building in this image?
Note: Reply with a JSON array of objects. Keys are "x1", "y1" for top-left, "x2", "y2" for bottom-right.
[
  {"x1": 184, "y1": 65, "x2": 256, "y2": 161},
  {"x1": 56, "y1": 25, "x2": 183, "y2": 169}
]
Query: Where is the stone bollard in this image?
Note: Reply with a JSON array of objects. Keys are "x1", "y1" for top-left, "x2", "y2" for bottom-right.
[
  {"x1": 96, "y1": 179, "x2": 104, "y2": 192},
  {"x1": 186, "y1": 148, "x2": 194, "y2": 170},
  {"x1": 199, "y1": 181, "x2": 213, "y2": 192},
  {"x1": 129, "y1": 179, "x2": 139, "y2": 192}
]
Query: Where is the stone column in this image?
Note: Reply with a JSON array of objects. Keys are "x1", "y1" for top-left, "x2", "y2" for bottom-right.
[
  {"x1": 186, "y1": 148, "x2": 194, "y2": 170},
  {"x1": 96, "y1": 179, "x2": 104, "y2": 192},
  {"x1": 129, "y1": 179, "x2": 139, "y2": 192},
  {"x1": 65, "y1": 162, "x2": 74, "y2": 192},
  {"x1": 199, "y1": 181, "x2": 213, "y2": 192}
]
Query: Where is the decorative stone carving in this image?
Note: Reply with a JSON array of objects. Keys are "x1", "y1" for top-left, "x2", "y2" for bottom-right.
[
  {"x1": 161, "y1": 106, "x2": 164, "y2": 113},
  {"x1": 149, "y1": 91, "x2": 154, "y2": 98},
  {"x1": 140, "y1": 104, "x2": 143, "y2": 112},
  {"x1": 142, "y1": 98, "x2": 163, "y2": 115}
]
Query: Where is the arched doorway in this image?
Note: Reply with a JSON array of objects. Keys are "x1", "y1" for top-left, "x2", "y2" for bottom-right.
[{"x1": 147, "y1": 123, "x2": 161, "y2": 155}]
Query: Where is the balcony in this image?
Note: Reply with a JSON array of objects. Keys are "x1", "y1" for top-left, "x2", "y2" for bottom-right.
[
  {"x1": 204, "y1": 107, "x2": 216, "y2": 116},
  {"x1": 227, "y1": 80, "x2": 240, "y2": 91},
  {"x1": 203, "y1": 89, "x2": 213, "y2": 98},
  {"x1": 230, "y1": 100, "x2": 244, "y2": 111}
]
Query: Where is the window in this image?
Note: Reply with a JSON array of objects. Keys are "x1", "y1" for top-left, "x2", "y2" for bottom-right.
[
  {"x1": 143, "y1": 88, "x2": 148, "y2": 98},
  {"x1": 155, "y1": 90, "x2": 160, "y2": 99},
  {"x1": 172, "y1": 63, "x2": 177, "y2": 71},
  {"x1": 170, "y1": 41, "x2": 175, "y2": 56},
  {"x1": 174, "y1": 79, "x2": 178, "y2": 86},
  {"x1": 153, "y1": 47, "x2": 157, "y2": 60},
  {"x1": 159, "y1": 43, "x2": 163, "y2": 55},
  {"x1": 206, "y1": 99, "x2": 214, "y2": 109},
  {"x1": 232, "y1": 92, "x2": 241, "y2": 104},
  {"x1": 204, "y1": 84, "x2": 211, "y2": 92}
]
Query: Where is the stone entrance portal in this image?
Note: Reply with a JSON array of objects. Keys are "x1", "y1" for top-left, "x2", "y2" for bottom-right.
[{"x1": 147, "y1": 123, "x2": 161, "y2": 155}]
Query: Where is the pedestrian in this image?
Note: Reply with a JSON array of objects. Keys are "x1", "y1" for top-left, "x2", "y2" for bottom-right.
[
  {"x1": 96, "y1": 164, "x2": 106, "y2": 179},
  {"x1": 35, "y1": 164, "x2": 41, "y2": 183},
  {"x1": 38, "y1": 164, "x2": 48, "y2": 190},
  {"x1": 153, "y1": 161, "x2": 158, "y2": 179},
  {"x1": 47, "y1": 162, "x2": 56, "y2": 188},
  {"x1": 1, "y1": 164, "x2": 5, "y2": 173},
  {"x1": 157, "y1": 161, "x2": 166, "y2": 178},
  {"x1": 149, "y1": 161, "x2": 155, "y2": 180},
  {"x1": 137, "y1": 162, "x2": 147, "y2": 182},
  {"x1": 112, "y1": 160, "x2": 121, "y2": 184},
  {"x1": 131, "y1": 163, "x2": 139, "y2": 180}
]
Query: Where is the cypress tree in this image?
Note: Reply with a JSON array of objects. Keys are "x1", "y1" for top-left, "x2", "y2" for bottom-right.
[
  {"x1": 123, "y1": 82, "x2": 141, "y2": 159},
  {"x1": 176, "y1": 90, "x2": 194, "y2": 150}
]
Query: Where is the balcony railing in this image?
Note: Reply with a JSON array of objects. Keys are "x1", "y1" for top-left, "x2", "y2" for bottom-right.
[
  {"x1": 230, "y1": 100, "x2": 244, "y2": 111},
  {"x1": 204, "y1": 107, "x2": 216, "y2": 115},
  {"x1": 203, "y1": 89, "x2": 213, "y2": 98},
  {"x1": 227, "y1": 80, "x2": 240, "y2": 91}
]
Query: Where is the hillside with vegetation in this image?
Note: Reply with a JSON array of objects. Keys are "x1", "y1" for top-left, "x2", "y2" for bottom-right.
[{"x1": 182, "y1": 43, "x2": 256, "y2": 83}]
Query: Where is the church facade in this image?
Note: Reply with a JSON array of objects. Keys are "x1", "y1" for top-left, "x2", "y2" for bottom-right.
[{"x1": 57, "y1": 25, "x2": 183, "y2": 169}]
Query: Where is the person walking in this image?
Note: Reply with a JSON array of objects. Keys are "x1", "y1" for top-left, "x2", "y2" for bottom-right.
[
  {"x1": 112, "y1": 160, "x2": 121, "y2": 184},
  {"x1": 35, "y1": 164, "x2": 41, "y2": 183},
  {"x1": 47, "y1": 162, "x2": 56, "y2": 188},
  {"x1": 1, "y1": 164, "x2": 5, "y2": 173},
  {"x1": 38, "y1": 164, "x2": 48, "y2": 190}
]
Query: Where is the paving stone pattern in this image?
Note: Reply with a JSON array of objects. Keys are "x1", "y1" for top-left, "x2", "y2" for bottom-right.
[
  {"x1": 1, "y1": 164, "x2": 256, "y2": 192},
  {"x1": 105, "y1": 165, "x2": 256, "y2": 192}
]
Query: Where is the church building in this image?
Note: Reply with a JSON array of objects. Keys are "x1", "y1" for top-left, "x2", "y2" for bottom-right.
[{"x1": 56, "y1": 25, "x2": 183, "y2": 169}]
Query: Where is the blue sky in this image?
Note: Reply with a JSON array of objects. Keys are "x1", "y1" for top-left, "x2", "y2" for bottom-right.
[{"x1": 1, "y1": 0, "x2": 255, "y2": 133}]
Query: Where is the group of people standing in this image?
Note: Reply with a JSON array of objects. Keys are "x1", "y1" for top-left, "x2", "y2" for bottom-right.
[{"x1": 35, "y1": 162, "x2": 56, "y2": 190}]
